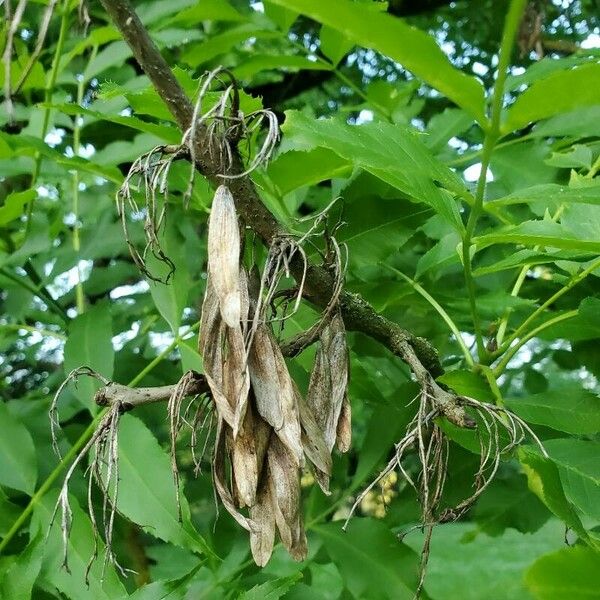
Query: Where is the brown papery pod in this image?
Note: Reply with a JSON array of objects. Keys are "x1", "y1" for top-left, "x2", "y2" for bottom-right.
[
  {"x1": 248, "y1": 323, "x2": 284, "y2": 430},
  {"x1": 207, "y1": 185, "x2": 241, "y2": 328},
  {"x1": 223, "y1": 323, "x2": 250, "y2": 436},
  {"x1": 249, "y1": 475, "x2": 276, "y2": 567},
  {"x1": 307, "y1": 312, "x2": 349, "y2": 452},
  {"x1": 212, "y1": 418, "x2": 255, "y2": 532},
  {"x1": 267, "y1": 437, "x2": 307, "y2": 561},
  {"x1": 199, "y1": 278, "x2": 249, "y2": 430},
  {"x1": 336, "y1": 393, "x2": 352, "y2": 453},
  {"x1": 231, "y1": 403, "x2": 271, "y2": 507},
  {"x1": 249, "y1": 325, "x2": 303, "y2": 465},
  {"x1": 295, "y1": 385, "x2": 332, "y2": 495},
  {"x1": 200, "y1": 292, "x2": 234, "y2": 424}
]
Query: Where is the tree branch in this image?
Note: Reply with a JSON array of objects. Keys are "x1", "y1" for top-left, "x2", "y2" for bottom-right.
[
  {"x1": 98, "y1": 0, "x2": 443, "y2": 377},
  {"x1": 94, "y1": 372, "x2": 209, "y2": 411}
]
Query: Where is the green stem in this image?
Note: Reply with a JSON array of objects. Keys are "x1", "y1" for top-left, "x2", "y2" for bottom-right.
[
  {"x1": 25, "y1": 0, "x2": 71, "y2": 228},
  {"x1": 493, "y1": 309, "x2": 578, "y2": 376},
  {"x1": 71, "y1": 73, "x2": 87, "y2": 314},
  {"x1": 446, "y1": 133, "x2": 535, "y2": 168},
  {"x1": 495, "y1": 205, "x2": 566, "y2": 348},
  {"x1": 0, "y1": 321, "x2": 200, "y2": 554},
  {"x1": 497, "y1": 256, "x2": 600, "y2": 354},
  {"x1": 0, "y1": 323, "x2": 66, "y2": 340},
  {"x1": 461, "y1": 0, "x2": 528, "y2": 362},
  {"x1": 383, "y1": 265, "x2": 474, "y2": 366}
]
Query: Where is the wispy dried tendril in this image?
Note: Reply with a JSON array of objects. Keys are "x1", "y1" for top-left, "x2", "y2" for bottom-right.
[
  {"x1": 344, "y1": 381, "x2": 546, "y2": 599},
  {"x1": 49, "y1": 369, "x2": 212, "y2": 582},
  {"x1": 182, "y1": 66, "x2": 279, "y2": 190},
  {"x1": 116, "y1": 143, "x2": 188, "y2": 281}
]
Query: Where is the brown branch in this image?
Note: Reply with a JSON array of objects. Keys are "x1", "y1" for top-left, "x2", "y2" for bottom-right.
[
  {"x1": 94, "y1": 373, "x2": 209, "y2": 411},
  {"x1": 97, "y1": 0, "x2": 443, "y2": 377}
]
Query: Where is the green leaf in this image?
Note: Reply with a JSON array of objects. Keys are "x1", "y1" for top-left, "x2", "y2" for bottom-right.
[
  {"x1": 314, "y1": 518, "x2": 421, "y2": 600},
  {"x1": 473, "y1": 474, "x2": 549, "y2": 536},
  {"x1": 1, "y1": 532, "x2": 45, "y2": 600},
  {"x1": 0, "y1": 132, "x2": 122, "y2": 183},
  {"x1": 543, "y1": 438, "x2": 600, "y2": 522},
  {"x1": 352, "y1": 388, "x2": 416, "y2": 488},
  {"x1": 506, "y1": 389, "x2": 600, "y2": 435},
  {"x1": 544, "y1": 145, "x2": 593, "y2": 169},
  {"x1": 0, "y1": 402, "x2": 37, "y2": 494},
  {"x1": 112, "y1": 415, "x2": 215, "y2": 557},
  {"x1": 179, "y1": 339, "x2": 203, "y2": 374},
  {"x1": 63, "y1": 303, "x2": 114, "y2": 414},
  {"x1": 264, "y1": 1, "x2": 299, "y2": 31},
  {"x1": 425, "y1": 108, "x2": 474, "y2": 153},
  {"x1": 0, "y1": 488, "x2": 21, "y2": 536},
  {"x1": 519, "y1": 446, "x2": 591, "y2": 545},
  {"x1": 182, "y1": 24, "x2": 279, "y2": 66},
  {"x1": 320, "y1": 26, "x2": 353, "y2": 66},
  {"x1": 487, "y1": 182, "x2": 600, "y2": 208},
  {"x1": 266, "y1": 148, "x2": 351, "y2": 195},
  {"x1": 283, "y1": 111, "x2": 467, "y2": 231},
  {"x1": 405, "y1": 520, "x2": 566, "y2": 600},
  {"x1": 240, "y1": 573, "x2": 303, "y2": 599},
  {"x1": 233, "y1": 55, "x2": 331, "y2": 80},
  {"x1": 43, "y1": 103, "x2": 180, "y2": 144},
  {"x1": 33, "y1": 493, "x2": 127, "y2": 600},
  {"x1": 474, "y1": 220, "x2": 600, "y2": 253},
  {"x1": 0, "y1": 189, "x2": 35, "y2": 225},
  {"x1": 503, "y1": 63, "x2": 600, "y2": 133},
  {"x1": 161, "y1": 0, "x2": 244, "y2": 28},
  {"x1": 128, "y1": 562, "x2": 204, "y2": 599},
  {"x1": 147, "y1": 222, "x2": 191, "y2": 334},
  {"x1": 473, "y1": 249, "x2": 593, "y2": 277},
  {"x1": 268, "y1": 0, "x2": 486, "y2": 123},
  {"x1": 525, "y1": 545, "x2": 600, "y2": 600},
  {"x1": 532, "y1": 105, "x2": 600, "y2": 139}
]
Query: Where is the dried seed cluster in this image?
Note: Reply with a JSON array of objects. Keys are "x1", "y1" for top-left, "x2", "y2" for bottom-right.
[{"x1": 201, "y1": 185, "x2": 350, "y2": 566}]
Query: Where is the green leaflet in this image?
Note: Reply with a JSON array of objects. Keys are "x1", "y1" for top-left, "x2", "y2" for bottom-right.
[
  {"x1": 240, "y1": 573, "x2": 303, "y2": 599},
  {"x1": 519, "y1": 446, "x2": 592, "y2": 547},
  {"x1": 33, "y1": 493, "x2": 127, "y2": 600},
  {"x1": 314, "y1": 518, "x2": 421, "y2": 600},
  {"x1": 147, "y1": 221, "x2": 191, "y2": 334},
  {"x1": 474, "y1": 220, "x2": 600, "y2": 253},
  {"x1": 525, "y1": 546, "x2": 600, "y2": 600},
  {"x1": 506, "y1": 389, "x2": 600, "y2": 435},
  {"x1": 0, "y1": 402, "x2": 37, "y2": 495},
  {"x1": 504, "y1": 63, "x2": 600, "y2": 133},
  {"x1": 111, "y1": 415, "x2": 216, "y2": 558},
  {"x1": 1, "y1": 532, "x2": 45, "y2": 600},
  {"x1": 63, "y1": 303, "x2": 114, "y2": 414},
  {"x1": 282, "y1": 111, "x2": 467, "y2": 231},
  {"x1": 543, "y1": 438, "x2": 600, "y2": 523},
  {"x1": 267, "y1": 0, "x2": 487, "y2": 124},
  {"x1": 487, "y1": 182, "x2": 600, "y2": 209}
]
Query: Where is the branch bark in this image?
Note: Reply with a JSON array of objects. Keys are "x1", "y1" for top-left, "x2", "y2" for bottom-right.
[
  {"x1": 98, "y1": 0, "x2": 443, "y2": 377},
  {"x1": 94, "y1": 373, "x2": 209, "y2": 411}
]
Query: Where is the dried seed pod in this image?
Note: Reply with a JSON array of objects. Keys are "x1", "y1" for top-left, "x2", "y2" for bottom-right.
[
  {"x1": 200, "y1": 278, "x2": 250, "y2": 431},
  {"x1": 212, "y1": 418, "x2": 255, "y2": 532},
  {"x1": 248, "y1": 323, "x2": 284, "y2": 430},
  {"x1": 249, "y1": 475, "x2": 276, "y2": 567},
  {"x1": 295, "y1": 386, "x2": 332, "y2": 494},
  {"x1": 336, "y1": 393, "x2": 352, "y2": 453},
  {"x1": 231, "y1": 403, "x2": 270, "y2": 507},
  {"x1": 307, "y1": 312, "x2": 349, "y2": 452},
  {"x1": 207, "y1": 185, "x2": 241, "y2": 328},
  {"x1": 267, "y1": 437, "x2": 307, "y2": 561},
  {"x1": 248, "y1": 324, "x2": 303, "y2": 465}
]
